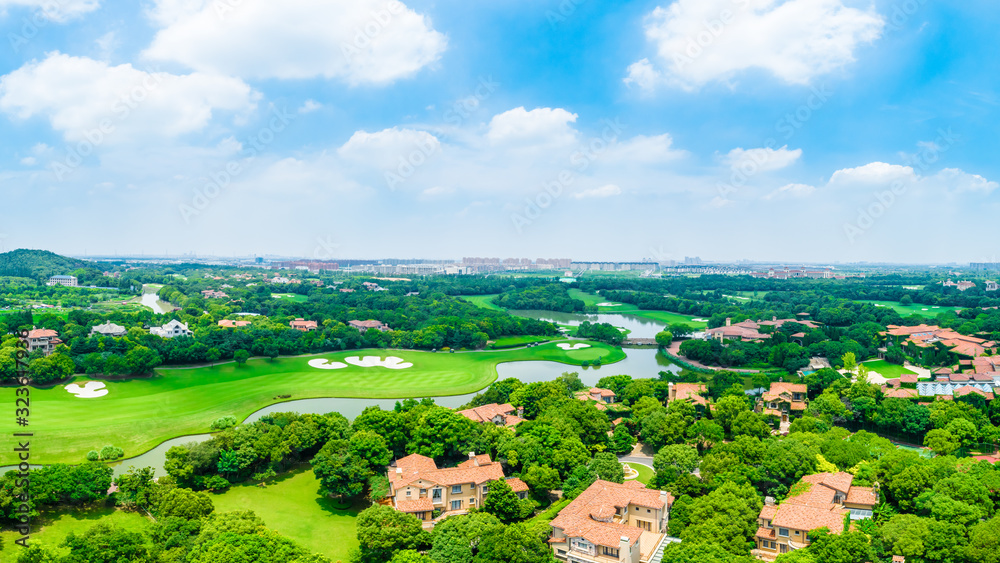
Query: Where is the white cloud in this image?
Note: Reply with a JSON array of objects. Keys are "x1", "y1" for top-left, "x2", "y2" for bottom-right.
[
  {"x1": 606, "y1": 134, "x2": 686, "y2": 163},
  {"x1": 19, "y1": 156, "x2": 36, "y2": 166},
  {"x1": 338, "y1": 127, "x2": 440, "y2": 164},
  {"x1": 420, "y1": 185, "x2": 454, "y2": 198},
  {"x1": 764, "y1": 183, "x2": 815, "y2": 200},
  {"x1": 0, "y1": 0, "x2": 99, "y2": 22},
  {"x1": 630, "y1": 0, "x2": 884, "y2": 90},
  {"x1": 724, "y1": 146, "x2": 802, "y2": 172},
  {"x1": 708, "y1": 196, "x2": 734, "y2": 208},
  {"x1": 0, "y1": 53, "x2": 259, "y2": 142},
  {"x1": 143, "y1": 0, "x2": 447, "y2": 85},
  {"x1": 932, "y1": 168, "x2": 998, "y2": 194},
  {"x1": 828, "y1": 162, "x2": 915, "y2": 187},
  {"x1": 298, "y1": 100, "x2": 322, "y2": 114},
  {"x1": 486, "y1": 107, "x2": 579, "y2": 148},
  {"x1": 574, "y1": 184, "x2": 622, "y2": 199}
]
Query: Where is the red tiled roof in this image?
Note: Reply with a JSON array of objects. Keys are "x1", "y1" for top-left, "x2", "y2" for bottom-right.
[
  {"x1": 845, "y1": 486, "x2": 877, "y2": 506},
  {"x1": 456, "y1": 403, "x2": 522, "y2": 427},
  {"x1": 672, "y1": 383, "x2": 709, "y2": 406},
  {"x1": 396, "y1": 498, "x2": 434, "y2": 513},
  {"x1": 756, "y1": 526, "x2": 776, "y2": 539},
  {"x1": 506, "y1": 477, "x2": 529, "y2": 493},
  {"x1": 550, "y1": 480, "x2": 671, "y2": 549},
  {"x1": 389, "y1": 453, "x2": 507, "y2": 489},
  {"x1": 27, "y1": 329, "x2": 58, "y2": 339}
]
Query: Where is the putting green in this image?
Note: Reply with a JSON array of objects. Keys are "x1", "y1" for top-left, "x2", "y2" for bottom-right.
[
  {"x1": 863, "y1": 300, "x2": 962, "y2": 318},
  {"x1": 1, "y1": 342, "x2": 624, "y2": 465}
]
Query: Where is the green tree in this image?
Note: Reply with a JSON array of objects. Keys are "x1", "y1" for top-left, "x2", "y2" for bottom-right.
[
  {"x1": 808, "y1": 529, "x2": 873, "y2": 563},
  {"x1": 429, "y1": 512, "x2": 504, "y2": 563},
  {"x1": 474, "y1": 522, "x2": 555, "y2": 563},
  {"x1": 655, "y1": 331, "x2": 674, "y2": 347},
  {"x1": 681, "y1": 481, "x2": 762, "y2": 555},
  {"x1": 654, "y1": 444, "x2": 699, "y2": 474},
  {"x1": 923, "y1": 429, "x2": 959, "y2": 456},
  {"x1": 312, "y1": 440, "x2": 369, "y2": 500},
  {"x1": 234, "y1": 349, "x2": 250, "y2": 366},
  {"x1": 355, "y1": 505, "x2": 430, "y2": 563},
  {"x1": 841, "y1": 352, "x2": 857, "y2": 374},
  {"x1": 156, "y1": 487, "x2": 214, "y2": 520},
  {"x1": 482, "y1": 479, "x2": 533, "y2": 524},
  {"x1": 588, "y1": 452, "x2": 625, "y2": 483},
  {"x1": 389, "y1": 551, "x2": 434, "y2": 563}
]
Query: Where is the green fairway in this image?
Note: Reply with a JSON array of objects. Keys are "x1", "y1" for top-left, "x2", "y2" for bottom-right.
[
  {"x1": 272, "y1": 293, "x2": 309, "y2": 303},
  {"x1": 458, "y1": 294, "x2": 503, "y2": 311},
  {"x1": 624, "y1": 462, "x2": 654, "y2": 485},
  {"x1": 0, "y1": 342, "x2": 624, "y2": 465},
  {"x1": 566, "y1": 290, "x2": 708, "y2": 328},
  {"x1": 864, "y1": 300, "x2": 962, "y2": 318},
  {"x1": 212, "y1": 466, "x2": 362, "y2": 561},
  {"x1": 491, "y1": 335, "x2": 552, "y2": 348},
  {"x1": 861, "y1": 359, "x2": 917, "y2": 378},
  {"x1": 0, "y1": 505, "x2": 150, "y2": 554}
]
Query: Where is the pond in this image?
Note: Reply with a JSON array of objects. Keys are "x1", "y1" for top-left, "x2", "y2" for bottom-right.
[
  {"x1": 509, "y1": 309, "x2": 667, "y2": 339},
  {"x1": 139, "y1": 285, "x2": 173, "y2": 314}
]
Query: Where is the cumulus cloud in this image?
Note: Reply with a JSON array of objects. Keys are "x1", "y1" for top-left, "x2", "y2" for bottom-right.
[
  {"x1": 338, "y1": 127, "x2": 440, "y2": 165},
  {"x1": 628, "y1": 0, "x2": 884, "y2": 90},
  {"x1": 486, "y1": 107, "x2": 579, "y2": 148},
  {"x1": 298, "y1": 100, "x2": 322, "y2": 114},
  {"x1": 0, "y1": 53, "x2": 259, "y2": 142},
  {"x1": 828, "y1": 162, "x2": 916, "y2": 187},
  {"x1": 573, "y1": 184, "x2": 622, "y2": 199},
  {"x1": 606, "y1": 134, "x2": 686, "y2": 163},
  {"x1": 724, "y1": 146, "x2": 802, "y2": 172},
  {"x1": 0, "y1": 0, "x2": 99, "y2": 22},
  {"x1": 143, "y1": 0, "x2": 447, "y2": 85}
]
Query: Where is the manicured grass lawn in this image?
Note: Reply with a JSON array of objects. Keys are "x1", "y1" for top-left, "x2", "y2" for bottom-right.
[
  {"x1": 864, "y1": 300, "x2": 962, "y2": 318},
  {"x1": 212, "y1": 466, "x2": 361, "y2": 562},
  {"x1": 1, "y1": 342, "x2": 624, "y2": 465},
  {"x1": 491, "y1": 335, "x2": 552, "y2": 348},
  {"x1": 458, "y1": 294, "x2": 503, "y2": 311},
  {"x1": 624, "y1": 462, "x2": 654, "y2": 485},
  {"x1": 861, "y1": 359, "x2": 917, "y2": 378},
  {"x1": 566, "y1": 290, "x2": 708, "y2": 328},
  {"x1": 0, "y1": 505, "x2": 150, "y2": 554},
  {"x1": 272, "y1": 293, "x2": 309, "y2": 303}
]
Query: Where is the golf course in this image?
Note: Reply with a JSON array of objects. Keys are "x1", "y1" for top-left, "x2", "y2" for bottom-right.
[{"x1": 1, "y1": 340, "x2": 625, "y2": 466}]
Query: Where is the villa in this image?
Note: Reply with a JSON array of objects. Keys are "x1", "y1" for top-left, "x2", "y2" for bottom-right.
[
  {"x1": 667, "y1": 382, "x2": 710, "y2": 412},
  {"x1": 201, "y1": 289, "x2": 229, "y2": 299},
  {"x1": 26, "y1": 328, "x2": 62, "y2": 355},
  {"x1": 757, "y1": 382, "x2": 808, "y2": 423},
  {"x1": 90, "y1": 322, "x2": 128, "y2": 338},
  {"x1": 218, "y1": 319, "x2": 252, "y2": 328},
  {"x1": 942, "y1": 280, "x2": 976, "y2": 291},
  {"x1": 387, "y1": 452, "x2": 527, "y2": 527},
  {"x1": 576, "y1": 388, "x2": 617, "y2": 410},
  {"x1": 706, "y1": 317, "x2": 822, "y2": 343},
  {"x1": 150, "y1": 320, "x2": 192, "y2": 338},
  {"x1": 290, "y1": 318, "x2": 318, "y2": 332},
  {"x1": 457, "y1": 403, "x2": 524, "y2": 427},
  {"x1": 882, "y1": 324, "x2": 996, "y2": 360},
  {"x1": 349, "y1": 319, "x2": 391, "y2": 332},
  {"x1": 754, "y1": 472, "x2": 877, "y2": 560},
  {"x1": 549, "y1": 480, "x2": 674, "y2": 563},
  {"x1": 987, "y1": 281, "x2": 999, "y2": 292}
]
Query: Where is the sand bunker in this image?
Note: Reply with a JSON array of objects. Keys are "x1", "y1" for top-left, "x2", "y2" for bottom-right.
[
  {"x1": 344, "y1": 356, "x2": 413, "y2": 369},
  {"x1": 557, "y1": 343, "x2": 591, "y2": 350},
  {"x1": 692, "y1": 318, "x2": 709, "y2": 322},
  {"x1": 308, "y1": 359, "x2": 348, "y2": 370},
  {"x1": 66, "y1": 381, "x2": 108, "y2": 398},
  {"x1": 596, "y1": 302, "x2": 620, "y2": 307}
]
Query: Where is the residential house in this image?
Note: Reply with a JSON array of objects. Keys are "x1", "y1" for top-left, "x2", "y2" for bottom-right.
[
  {"x1": 150, "y1": 320, "x2": 192, "y2": 338},
  {"x1": 90, "y1": 322, "x2": 128, "y2": 338},
  {"x1": 201, "y1": 290, "x2": 229, "y2": 299},
  {"x1": 576, "y1": 388, "x2": 618, "y2": 410},
  {"x1": 754, "y1": 472, "x2": 878, "y2": 561},
  {"x1": 457, "y1": 403, "x2": 524, "y2": 427},
  {"x1": 349, "y1": 319, "x2": 391, "y2": 332},
  {"x1": 387, "y1": 452, "x2": 526, "y2": 526},
  {"x1": 706, "y1": 317, "x2": 821, "y2": 343},
  {"x1": 549, "y1": 480, "x2": 674, "y2": 563},
  {"x1": 943, "y1": 280, "x2": 976, "y2": 291},
  {"x1": 218, "y1": 319, "x2": 252, "y2": 328},
  {"x1": 757, "y1": 382, "x2": 808, "y2": 422},
  {"x1": 987, "y1": 281, "x2": 999, "y2": 292},
  {"x1": 26, "y1": 328, "x2": 62, "y2": 355},
  {"x1": 47, "y1": 275, "x2": 77, "y2": 287},
  {"x1": 882, "y1": 324, "x2": 996, "y2": 360},
  {"x1": 290, "y1": 318, "x2": 318, "y2": 332},
  {"x1": 668, "y1": 382, "x2": 709, "y2": 413}
]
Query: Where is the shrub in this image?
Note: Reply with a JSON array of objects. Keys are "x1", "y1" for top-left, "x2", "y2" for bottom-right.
[
  {"x1": 86, "y1": 451, "x2": 99, "y2": 462},
  {"x1": 211, "y1": 415, "x2": 239, "y2": 431},
  {"x1": 99, "y1": 445, "x2": 124, "y2": 461}
]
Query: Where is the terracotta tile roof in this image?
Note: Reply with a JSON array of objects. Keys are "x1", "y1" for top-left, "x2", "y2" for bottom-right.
[
  {"x1": 770, "y1": 502, "x2": 847, "y2": 534},
  {"x1": 590, "y1": 387, "x2": 616, "y2": 398},
  {"x1": 671, "y1": 383, "x2": 709, "y2": 406},
  {"x1": 950, "y1": 373, "x2": 970, "y2": 382},
  {"x1": 759, "y1": 504, "x2": 779, "y2": 521},
  {"x1": 756, "y1": 526, "x2": 776, "y2": 539},
  {"x1": 506, "y1": 477, "x2": 529, "y2": 493},
  {"x1": 900, "y1": 374, "x2": 919, "y2": 384},
  {"x1": 845, "y1": 486, "x2": 877, "y2": 506},
  {"x1": 550, "y1": 480, "x2": 671, "y2": 549},
  {"x1": 290, "y1": 318, "x2": 318, "y2": 329},
  {"x1": 892, "y1": 556, "x2": 905, "y2": 563},
  {"x1": 456, "y1": 403, "x2": 522, "y2": 426},
  {"x1": 882, "y1": 387, "x2": 918, "y2": 399},
  {"x1": 800, "y1": 472, "x2": 853, "y2": 494},
  {"x1": 389, "y1": 453, "x2": 507, "y2": 490},
  {"x1": 396, "y1": 498, "x2": 434, "y2": 513},
  {"x1": 27, "y1": 329, "x2": 58, "y2": 339},
  {"x1": 954, "y1": 385, "x2": 995, "y2": 400},
  {"x1": 349, "y1": 319, "x2": 388, "y2": 330}
]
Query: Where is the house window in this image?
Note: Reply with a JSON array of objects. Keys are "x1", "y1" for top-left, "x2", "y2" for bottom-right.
[
  {"x1": 780, "y1": 544, "x2": 788, "y2": 554},
  {"x1": 482, "y1": 486, "x2": 489, "y2": 494},
  {"x1": 451, "y1": 485, "x2": 462, "y2": 494},
  {"x1": 406, "y1": 490, "x2": 411, "y2": 497},
  {"x1": 778, "y1": 528, "x2": 789, "y2": 538},
  {"x1": 419, "y1": 489, "x2": 426, "y2": 495},
  {"x1": 432, "y1": 488, "x2": 442, "y2": 500},
  {"x1": 601, "y1": 547, "x2": 619, "y2": 557},
  {"x1": 450, "y1": 500, "x2": 462, "y2": 510}
]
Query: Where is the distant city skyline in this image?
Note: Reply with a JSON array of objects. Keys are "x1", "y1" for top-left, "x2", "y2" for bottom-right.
[{"x1": 0, "y1": 1, "x2": 997, "y2": 262}]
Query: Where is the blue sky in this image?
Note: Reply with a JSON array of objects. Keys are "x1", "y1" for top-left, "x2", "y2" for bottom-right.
[{"x1": 0, "y1": 0, "x2": 997, "y2": 264}]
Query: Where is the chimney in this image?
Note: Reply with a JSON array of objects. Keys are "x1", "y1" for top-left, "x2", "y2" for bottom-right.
[
  {"x1": 765, "y1": 496, "x2": 775, "y2": 506},
  {"x1": 773, "y1": 316, "x2": 777, "y2": 322},
  {"x1": 619, "y1": 537, "x2": 630, "y2": 558},
  {"x1": 396, "y1": 467, "x2": 402, "y2": 474},
  {"x1": 469, "y1": 452, "x2": 477, "y2": 466},
  {"x1": 517, "y1": 406, "x2": 524, "y2": 417},
  {"x1": 725, "y1": 318, "x2": 731, "y2": 327}
]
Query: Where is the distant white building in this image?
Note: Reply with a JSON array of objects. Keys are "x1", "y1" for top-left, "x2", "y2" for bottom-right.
[
  {"x1": 91, "y1": 322, "x2": 128, "y2": 338},
  {"x1": 48, "y1": 275, "x2": 78, "y2": 287},
  {"x1": 150, "y1": 320, "x2": 192, "y2": 338}
]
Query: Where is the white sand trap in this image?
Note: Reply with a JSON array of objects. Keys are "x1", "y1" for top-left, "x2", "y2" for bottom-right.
[
  {"x1": 309, "y1": 359, "x2": 348, "y2": 370},
  {"x1": 596, "y1": 302, "x2": 620, "y2": 307},
  {"x1": 344, "y1": 356, "x2": 413, "y2": 369},
  {"x1": 692, "y1": 318, "x2": 709, "y2": 322},
  {"x1": 922, "y1": 308, "x2": 928, "y2": 311},
  {"x1": 66, "y1": 381, "x2": 108, "y2": 398},
  {"x1": 557, "y1": 343, "x2": 591, "y2": 350}
]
